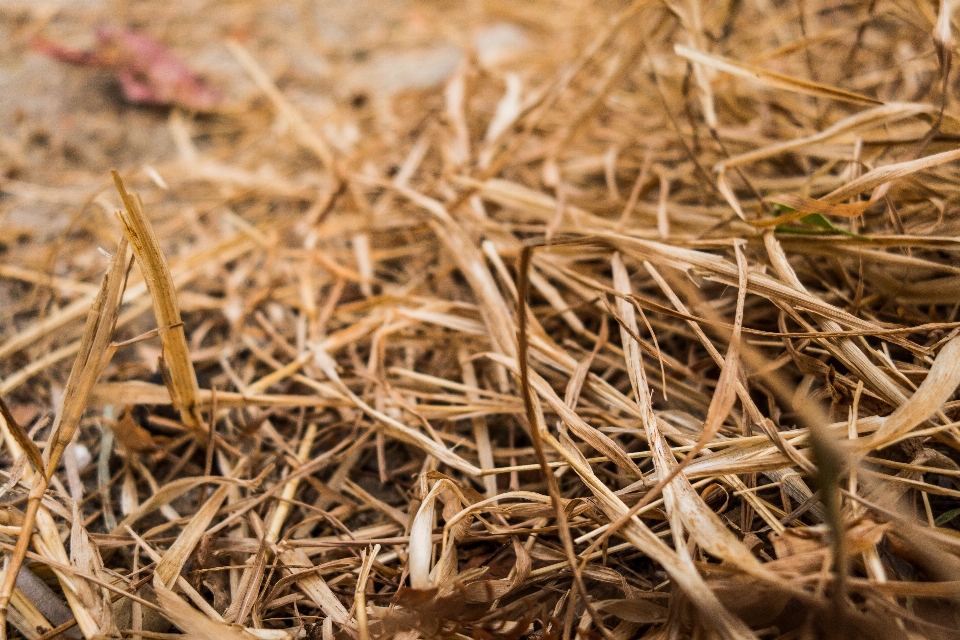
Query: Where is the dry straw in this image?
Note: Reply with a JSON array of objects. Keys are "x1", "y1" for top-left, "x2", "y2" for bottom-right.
[{"x1": 2, "y1": 0, "x2": 960, "y2": 639}]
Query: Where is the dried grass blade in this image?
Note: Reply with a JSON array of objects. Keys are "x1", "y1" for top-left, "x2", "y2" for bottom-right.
[
  {"x1": 718, "y1": 103, "x2": 935, "y2": 170},
  {"x1": 155, "y1": 484, "x2": 230, "y2": 588},
  {"x1": 265, "y1": 423, "x2": 317, "y2": 543},
  {"x1": 153, "y1": 577, "x2": 282, "y2": 640},
  {"x1": 354, "y1": 544, "x2": 380, "y2": 640},
  {"x1": 821, "y1": 148, "x2": 960, "y2": 204},
  {"x1": 863, "y1": 336, "x2": 960, "y2": 450},
  {"x1": 753, "y1": 194, "x2": 873, "y2": 227},
  {"x1": 459, "y1": 351, "x2": 499, "y2": 498},
  {"x1": 564, "y1": 322, "x2": 606, "y2": 410},
  {"x1": 698, "y1": 245, "x2": 745, "y2": 453},
  {"x1": 116, "y1": 476, "x2": 244, "y2": 531},
  {"x1": 68, "y1": 513, "x2": 116, "y2": 636},
  {"x1": 90, "y1": 381, "x2": 341, "y2": 409},
  {"x1": 934, "y1": 0, "x2": 955, "y2": 80},
  {"x1": 674, "y1": 44, "x2": 882, "y2": 106},
  {"x1": 45, "y1": 236, "x2": 128, "y2": 477},
  {"x1": 277, "y1": 547, "x2": 351, "y2": 625}
]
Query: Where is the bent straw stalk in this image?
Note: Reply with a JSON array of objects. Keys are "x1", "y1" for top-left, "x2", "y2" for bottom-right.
[{"x1": 0, "y1": 237, "x2": 128, "y2": 637}]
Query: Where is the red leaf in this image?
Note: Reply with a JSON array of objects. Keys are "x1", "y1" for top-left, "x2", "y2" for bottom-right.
[{"x1": 32, "y1": 26, "x2": 221, "y2": 111}]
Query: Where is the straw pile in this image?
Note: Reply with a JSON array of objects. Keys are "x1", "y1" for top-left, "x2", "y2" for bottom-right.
[{"x1": 2, "y1": 1, "x2": 960, "y2": 638}]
